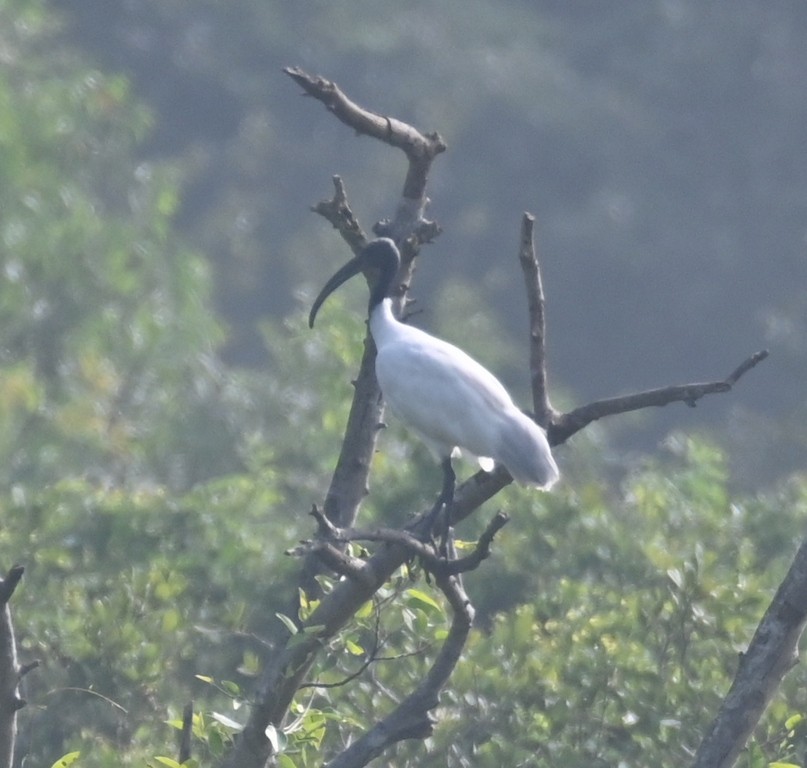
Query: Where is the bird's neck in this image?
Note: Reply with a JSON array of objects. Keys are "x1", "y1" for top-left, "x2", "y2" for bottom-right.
[
  {"x1": 366, "y1": 246, "x2": 399, "y2": 315},
  {"x1": 368, "y1": 298, "x2": 400, "y2": 349}
]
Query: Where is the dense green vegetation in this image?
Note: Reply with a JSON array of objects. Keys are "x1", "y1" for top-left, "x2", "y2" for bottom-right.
[{"x1": 1, "y1": 1, "x2": 805, "y2": 767}]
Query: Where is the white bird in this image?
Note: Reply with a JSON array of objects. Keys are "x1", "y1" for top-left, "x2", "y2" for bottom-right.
[{"x1": 309, "y1": 238, "x2": 559, "y2": 523}]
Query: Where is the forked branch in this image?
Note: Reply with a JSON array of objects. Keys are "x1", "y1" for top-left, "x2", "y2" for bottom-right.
[
  {"x1": 283, "y1": 66, "x2": 446, "y2": 203},
  {"x1": 220, "y1": 68, "x2": 770, "y2": 768},
  {"x1": 292, "y1": 505, "x2": 509, "y2": 578}
]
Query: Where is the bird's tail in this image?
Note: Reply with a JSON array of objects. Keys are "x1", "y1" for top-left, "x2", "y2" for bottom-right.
[{"x1": 495, "y1": 413, "x2": 559, "y2": 489}]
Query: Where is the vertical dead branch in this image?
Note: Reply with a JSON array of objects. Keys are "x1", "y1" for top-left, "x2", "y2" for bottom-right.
[
  {"x1": 291, "y1": 68, "x2": 444, "y2": 593},
  {"x1": 219, "y1": 68, "x2": 446, "y2": 768},
  {"x1": 692, "y1": 538, "x2": 807, "y2": 768},
  {"x1": 0, "y1": 565, "x2": 25, "y2": 768},
  {"x1": 179, "y1": 700, "x2": 193, "y2": 764},
  {"x1": 518, "y1": 212, "x2": 554, "y2": 425}
]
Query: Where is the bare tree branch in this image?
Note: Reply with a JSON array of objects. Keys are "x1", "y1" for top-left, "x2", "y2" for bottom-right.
[
  {"x1": 312, "y1": 175, "x2": 368, "y2": 255},
  {"x1": 283, "y1": 66, "x2": 446, "y2": 204},
  {"x1": 548, "y1": 349, "x2": 769, "y2": 446},
  {"x1": 0, "y1": 565, "x2": 25, "y2": 768},
  {"x1": 292, "y1": 508, "x2": 509, "y2": 578},
  {"x1": 692, "y1": 538, "x2": 807, "y2": 768},
  {"x1": 431, "y1": 511, "x2": 510, "y2": 577},
  {"x1": 518, "y1": 212, "x2": 555, "y2": 425},
  {"x1": 725, "y1": 349, "x2": 769, "y2": 386},
  {"x1": 298, "y1": 175, "x2": 391, "y2": 598},
  {"x1": 221, "y1": 537, "x2": 420, "y2": 768},
  {"x1": 324, "y1": 573, "x2": 474, "y2": 768},
  {"x1": 296, "y1": 328, "x2": 384, "y2": 597}
]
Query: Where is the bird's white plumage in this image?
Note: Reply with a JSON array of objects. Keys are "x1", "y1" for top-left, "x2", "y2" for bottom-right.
[{"x1": 370, "y1": 299, "x2": 559, "y2": 489}]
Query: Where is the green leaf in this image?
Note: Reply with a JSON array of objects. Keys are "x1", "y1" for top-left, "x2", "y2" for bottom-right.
[
  {"x1": 50, "y1": 752, "x2": 81, "y2": 768},
  {"x1": 194, "y1": 674, "x2": 214, "y2": 684},
  {"x1": 153, "y1": 758, "x2": 182, "y2": 768},
  {"x1": 785, "y1": 713, "x2": 803, "y2": 730},
  {"x1": 406, "y1": 588, "x2": 442, "y2": 612},
  {"x1": 211, "y1": 712, "x2": 243, "y2": 731},
  {"x1": 275, "y1": 612, "x2": 299, "y2": 635},
  {"x1": 355, "y1": 600, "x2": 374, "y2": 619},
  {"x1": 345, "y1": 638, "x2": 364, "y2": 656}
]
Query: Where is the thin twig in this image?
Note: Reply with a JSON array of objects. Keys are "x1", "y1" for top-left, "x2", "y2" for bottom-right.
[
  {"x1": 430, "y1": 512, "x2": 510, "y2": 576},
  {"x1": 299, "y1": 602, "x2": 430, "y2": 692},
  {"x1": 293, "y1": 510, "x2": 509, "y2": 578},
  {"x1": 300, "y1": 603, "x2": 383, "y2": 691},
  {"x1": 311, "y1": 176, "x2": 367, "y2": 255},
  {"x1": 43, "y1": 686, "x2": 129, "y2": 714},
  {"x1": 725, "y1": 349, "x2": 769, "y2": 385}
]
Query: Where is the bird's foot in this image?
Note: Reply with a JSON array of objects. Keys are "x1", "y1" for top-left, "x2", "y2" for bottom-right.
[
  {"x1": 407, "y1": 499, "x2": 455, "y2": 558},
  {"x1": 407, "y1": 498, "x2": 442, "y2": 541}
]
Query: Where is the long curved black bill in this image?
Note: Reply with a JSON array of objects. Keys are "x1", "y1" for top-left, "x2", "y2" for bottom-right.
[{"x1": 308, "y1": 255, "x2": 365, "y2": 328}]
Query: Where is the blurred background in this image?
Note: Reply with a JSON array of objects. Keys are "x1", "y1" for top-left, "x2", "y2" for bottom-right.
[
  {"x1": 3, "y1": 2, "x2": 807, "y2": 765},
  {"x1": 47, "y1": 0, "x2": 807, "y2": 486}
]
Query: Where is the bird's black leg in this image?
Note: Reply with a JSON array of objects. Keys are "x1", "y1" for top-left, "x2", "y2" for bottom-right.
[
  {"x1": 438, "y1": 456, "x2": 455, "y2": 518},
  {"x1": 420, "y1": 457, "x2": 455, "y2": 546},
  {"x1": 408, "y1": 457, "x2": 456, "y2": 549}
]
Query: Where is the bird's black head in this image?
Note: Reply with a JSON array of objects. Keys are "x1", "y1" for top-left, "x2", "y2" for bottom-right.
[{"x1": 308, "y1": 238, "x2": 401, "y2": 328}]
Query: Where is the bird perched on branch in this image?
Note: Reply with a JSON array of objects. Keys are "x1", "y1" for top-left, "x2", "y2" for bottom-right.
[{"x1": 309, "y1": 237, "x2": 558, "y2": 527}]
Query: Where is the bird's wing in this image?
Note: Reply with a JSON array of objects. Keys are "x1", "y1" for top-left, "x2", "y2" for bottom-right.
[{"x1": 375, "y1": 329, "x2": 516, "y2": 461}]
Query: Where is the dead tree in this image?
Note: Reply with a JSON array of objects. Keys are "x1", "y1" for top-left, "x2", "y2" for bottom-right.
[{"x1": 217, "y1": 68, "x2": 773, "y2": 768}]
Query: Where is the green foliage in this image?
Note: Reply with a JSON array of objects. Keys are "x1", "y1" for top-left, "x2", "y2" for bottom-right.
[
  {"x1": 0, "y1": 1, "x2": 322, "y2": 764},
  {"x1": 279, "y1": 573, "x2": 451, "y2": 765},
  {"x1": 2, "y1": 2, "x2": 807, "y2": 767},
  {"x1": 396, "y1": 437, "x2": 807, "y2": 768},
  {"x1": 0, "y1": 0, "x2": 238, "y2": 492}
]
